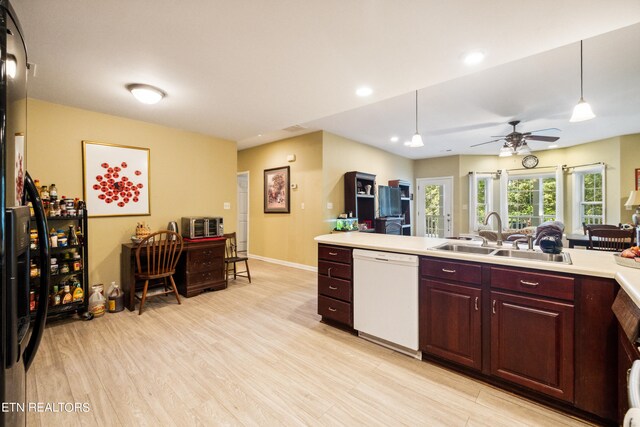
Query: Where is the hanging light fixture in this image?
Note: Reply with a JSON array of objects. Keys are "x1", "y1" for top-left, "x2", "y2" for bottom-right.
[
  {"x1": 570, "y1": 40, "x2": 595, "y2": 122},
  {"x1": 405, "y1": 90, "x2": 424, "y2": 147}
]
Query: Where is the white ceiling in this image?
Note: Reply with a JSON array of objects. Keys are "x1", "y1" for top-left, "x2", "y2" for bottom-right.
[{"x1": 13, "y1": 1, "x2": 640, "y2": 159}]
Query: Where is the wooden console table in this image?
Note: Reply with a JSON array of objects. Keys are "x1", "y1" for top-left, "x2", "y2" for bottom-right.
[{"x1": 121, "y1": 237, "x2": 226, "y2": 311}]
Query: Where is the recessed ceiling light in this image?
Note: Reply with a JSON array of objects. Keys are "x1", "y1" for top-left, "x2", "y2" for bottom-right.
[
  {"x1": 258, "y1": 134, "x2": 262, "y2": 137},
  {"x1": 127, "y1": 84, "x2": 166, "y2": 105},
  {"x1": 463, "y1": 51, "x2": 485, "y2": 66},
  {"x1": 549, "y1": 144, "x2": 559, "y2": 149},
  {"x1": 390, "y1": 136, "x2": 399, "y2": 143},
  {"x1": 356, "y1": 86, "x2": 373, "y2": 97}
]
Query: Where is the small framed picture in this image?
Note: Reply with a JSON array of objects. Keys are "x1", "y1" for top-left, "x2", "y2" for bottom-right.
[
  {"x1": 82, "y1": 141, "x2": 150, "y2": 217},
  {"x1": 264, "y1": 166, "x2": 290, "y2": 213},
  {"x1": 636, "y1": 168, "x2": 640, "y2": 190}
]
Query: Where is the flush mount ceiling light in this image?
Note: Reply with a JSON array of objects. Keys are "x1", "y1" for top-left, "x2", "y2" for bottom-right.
[
  {"x1": 356, "y1": 86, "x2": 373, "y2": 97},
  {"x1": 405, "y1": 90, "x2": 424, "y2": 148},
  {"x1": 463, "y1": 51, "x2": 485, "y2": 66},
  {"x1": 127, "y1": 84, "x2": 166, "y2": 105},
  {"x1": 569, "y1": 40, "x2": 595, "y2": 122}
]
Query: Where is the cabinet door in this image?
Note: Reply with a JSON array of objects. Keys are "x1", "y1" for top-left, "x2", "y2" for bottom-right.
[
  {"x1": 490, "y1": 291, "x2": 574, "y2": 402},
  {"x1": 420, "y1": 279, "x2": 482, "y2": 370}
]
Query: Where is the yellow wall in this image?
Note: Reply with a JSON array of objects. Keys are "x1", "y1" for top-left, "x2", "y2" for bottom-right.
[
  {"x1": 322, "y1": 132, "x2": 414, "y2": 230},
  {"x1": 620, "y1": 134, "x2": 640, "y2": 219},
  {"x1": 26, "y1": 99, "x2": 237, "y2": 286},
  {"x1": 237, "y1": 132, "x2": 324, "y2": 267}
]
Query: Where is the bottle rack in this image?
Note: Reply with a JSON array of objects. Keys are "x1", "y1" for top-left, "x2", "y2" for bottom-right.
[{"x1": 29, "y1": 208, "x2": 89, "y2": 320}]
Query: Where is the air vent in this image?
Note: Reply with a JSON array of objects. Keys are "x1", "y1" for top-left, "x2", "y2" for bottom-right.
[{"x1": 283, "y1": 125, "x2": 307, "y2": 133}]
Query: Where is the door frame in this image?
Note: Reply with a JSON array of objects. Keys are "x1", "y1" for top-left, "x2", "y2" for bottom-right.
[
  {"x1": 237, "y1": 171, "x2": 249, "y2": 254},
  {"x1": 416, "y1": 176, "x2": 454, "y2": 237}
]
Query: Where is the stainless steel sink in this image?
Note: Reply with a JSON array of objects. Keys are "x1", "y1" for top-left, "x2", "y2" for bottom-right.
[
  {"x1": 432, "y1": 243, "x2": 496, "y2": 255},
  {"x1": 432, "y1": 243, "x2": 572, "y2": 264},
  {"x1": 492, "y1": 249, "x2": 572, "y2": 264}
]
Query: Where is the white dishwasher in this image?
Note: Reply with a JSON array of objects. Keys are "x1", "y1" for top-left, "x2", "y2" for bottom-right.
[{"x1": 353, "y1": 249, "x2": 420, "y2": 358}]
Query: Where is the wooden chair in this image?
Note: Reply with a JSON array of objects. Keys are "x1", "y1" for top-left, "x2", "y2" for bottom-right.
[
  {"x1": 582, "y1": 222, "x2": 620, "y2": 235},
  {"x1": 223, "y1": 232, "x2": 251, "y2": 284},
  {"x1": 587, "y1": 228, "x2": 634, "y2": 252},
  {"x1": 135, "y1": 231, "x2": 184, "y2": 315}
]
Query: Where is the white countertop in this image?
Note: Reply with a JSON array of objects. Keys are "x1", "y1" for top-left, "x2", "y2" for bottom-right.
[{"x1": 315, "y1": 232, "x2": 640, "y2": 307}]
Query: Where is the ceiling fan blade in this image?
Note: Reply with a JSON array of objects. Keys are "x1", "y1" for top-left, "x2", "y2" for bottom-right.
[
  {"x1": 470, "y1": 139, "x2": 502, "y2": 148},
  {"x1": 528, "y1": 127, "x2": 561, "y2": 134},
  {"x1": 489, "y1": 135, "x2": 508, "y2": 138},
  {"x1": 525, "y1": 135, "x2": 560, "y2": 142}
]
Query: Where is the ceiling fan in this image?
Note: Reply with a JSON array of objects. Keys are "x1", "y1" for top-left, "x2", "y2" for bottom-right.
[{"x1": 471, "y1": 120, "x2": 560, "y2": 156}]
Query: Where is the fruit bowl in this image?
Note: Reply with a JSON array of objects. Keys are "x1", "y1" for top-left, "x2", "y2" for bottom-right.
[
  {"x1": 613, "y1": 253, "x2": 640, "y2": 269},
  {"x1": 130, "y1": 236, "x2": 143, "y2": 244}
]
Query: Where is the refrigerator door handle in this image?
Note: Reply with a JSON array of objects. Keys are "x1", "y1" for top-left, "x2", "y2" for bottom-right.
[{"x1": 22, "y1": 172, "x2": 50, "y2": 371}]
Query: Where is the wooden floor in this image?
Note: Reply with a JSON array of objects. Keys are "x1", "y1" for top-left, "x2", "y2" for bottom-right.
[{"x1": 27, "y1": 259, "x2": 595, "y2": 426}]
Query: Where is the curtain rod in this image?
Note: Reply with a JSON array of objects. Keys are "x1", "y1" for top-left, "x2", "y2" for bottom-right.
[
  {"x1": 468, "y1": 171, "x2": 500, "y2": 176},
  {"x1": 562, "y1": 161, "x2": 604, "y2": 171},
  {"x1": 506, "y1": 165, "x2": 560, "y2": 172}
]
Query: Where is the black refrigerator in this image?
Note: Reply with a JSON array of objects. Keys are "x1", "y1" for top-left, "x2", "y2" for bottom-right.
[{"x1": 1, "y1": 1, "x2": 50, "y2": 426}]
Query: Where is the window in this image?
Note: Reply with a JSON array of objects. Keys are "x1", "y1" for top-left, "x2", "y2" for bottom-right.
[
  {"x1": 468, "y1": 173, "x2": 493, "y2": 231},
  {"x1": 573, "y1": 166, "x2": 605, "y2": 229},
  {"x1": 503, "y1": 174, "x2": 558, "y2": 229}
]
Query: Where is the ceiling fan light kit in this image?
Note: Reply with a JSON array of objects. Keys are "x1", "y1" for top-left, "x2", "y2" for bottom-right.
[
  {"x1": 471, "y1": 120, "x2": 560, "y2": 157},
  {"x1": 498, "y1": 145, "x2": 513, "y2": 157},
  {"x1": 569, "y1": 40, "x2": 595, "y2": 122}
]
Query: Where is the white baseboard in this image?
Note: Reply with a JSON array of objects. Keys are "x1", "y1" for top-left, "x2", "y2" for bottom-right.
[{"x1": 248, "y1": 253, "x2": 318, "y2": 273}]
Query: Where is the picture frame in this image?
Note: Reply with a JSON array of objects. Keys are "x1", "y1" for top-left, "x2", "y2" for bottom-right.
[
  {"x1": 264, "y1": 166, "x2": 290, "y2": 213},
  {"x1": 82, "y1": 141, "x2": 150, "y2": 217},
  {"x1": 636, "y1": 168, "x2": 640, "y2": 190}
]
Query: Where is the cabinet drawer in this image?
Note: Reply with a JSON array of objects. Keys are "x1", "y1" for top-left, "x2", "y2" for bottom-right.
[
  {"x1": 318, "y1": 260, "x2": 352, "y2": 281},
  {"x1": 186, "y1": 269, "x2": 224, "y2": 286},
  {"x1": 420, "y1": 258, "x2": 481, "y2": 285},
  {"x1": 318, "y1": 275, "x2": 352, "y2": 302},
  {"x1": 491, "y1": 267, "x2": 574, "y2": 301},
  {"x1": 318, "y1": 245, "x2": 352, "y2": 264},
  {"x1": 318, "y1": 295, "x2": 352, "y2": 326}
]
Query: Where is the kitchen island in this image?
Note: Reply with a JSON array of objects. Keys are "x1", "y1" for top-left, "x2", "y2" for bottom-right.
[{"x1": 315, "y1": 232, "x2": 639, "y2": 425}]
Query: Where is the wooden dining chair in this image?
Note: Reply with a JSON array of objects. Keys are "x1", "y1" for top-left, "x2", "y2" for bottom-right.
[
  {"x1": 223, "y1": 232, "x2": 251, "y2": 285},
  {"x1": 582, "y1": 222, "x2": 621, "y2": 235},
  {"x1": 587, "y1": 228, "x2": 634, "y2": 252},
  {"x1": 134, "y1": 230, "x2": 184, "y2": 315}
]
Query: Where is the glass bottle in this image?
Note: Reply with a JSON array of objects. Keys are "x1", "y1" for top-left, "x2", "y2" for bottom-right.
[
  {"x1": 51, "y1": 285, "x2": 61, "y2": 306},
  {"x1": 49, "y1": 183, "x2": 58, "y2": 201},
  {"x1": 49, "y1": 200, "x2": 60, "y2": 217},
  {"x1": 60, "y1": 196, "x2": 67, "y2": 216},
  {"x1": 34, "y1": 179, "x2": 42, "y2": 196},
  {"x1": 40, "y1": 185, "x2": 49, "y2": 202},
  {"x1": 68, "y1": 225, "x2": 79, "y2": 246},
  {"x1": 72, "y1": 278, "x2": 84, "y2": 302}
]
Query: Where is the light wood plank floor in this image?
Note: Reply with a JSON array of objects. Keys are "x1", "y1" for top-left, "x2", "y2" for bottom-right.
[{"x1": 27, "y1": 259, "x2": 595, "y2": 426}]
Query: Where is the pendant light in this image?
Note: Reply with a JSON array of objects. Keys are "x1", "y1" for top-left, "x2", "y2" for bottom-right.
[
  {"x1": 570, "y1": 40, "x2": 595, "y2": 122},
  {"x1": 406, "y1": 90, "x2": 424, "y2": 147},
  {"x1": 515, "y1": 142, "x2": 531, "y2": 155},
  {"x1": 498, "y1": 144, "x2": 512, "y2": 157}
]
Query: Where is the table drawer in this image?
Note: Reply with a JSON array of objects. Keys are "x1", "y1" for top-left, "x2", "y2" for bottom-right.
[
  {"x1": 318, "y1": 275, "x2": 352, "y2": 302},
  {"x1": 318, "y1": 245, "x2": 352, "y2": 264},
  {"x1": 491, "y1": 267, "x2": 574, "y2": 301},
  {"x1": 186, "y1": 269, "x2": 224, "y2": 286},
  {"x1": 318, "y1": 295, "x2": 352, "y2": 326},
  {"x1": 318, "y1": 260, "x2": 352, "y2": 281},
  {"x1": 420, "y1": 258, "x2": 481, "y2": 285}
]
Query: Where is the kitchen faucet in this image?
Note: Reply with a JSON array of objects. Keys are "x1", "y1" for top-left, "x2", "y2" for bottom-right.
[{"x1": 483, "y1": 211, "x2": 504, "y2": 246}]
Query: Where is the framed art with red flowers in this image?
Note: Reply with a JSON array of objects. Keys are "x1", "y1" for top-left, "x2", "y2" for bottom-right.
[
  {"x1": 82, "y1": 141, "x2": 150, "y2": 217},
  {"x1": 636, "y1": 168, "x2": 640, "y2": 190}
]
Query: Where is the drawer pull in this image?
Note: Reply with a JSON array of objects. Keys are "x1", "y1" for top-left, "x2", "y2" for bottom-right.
[
  {"x1": 328, "y1": 307, "x2": 337, "y2": 312},
  {"x1": 327, "y1": 267, "x2": 332, "y2": 278},
  {"x1": 492, "y1": 300, "x2": 496, "y2": 314},
  {"x1": 328, "y1": 252, "x2": 338, "y2": 256},
  {"x1": 474, "y1": 297, "x2": 479, "y2": 311},
  {"x1": 328, "y1": 285, "x2": 338, "y2": 290},
  {"x1": 519, "y1": 279, "x2": 539, "y2": 287},
  {"x1": 442, "y1": 268, "x2": 456, "y2": 273}
]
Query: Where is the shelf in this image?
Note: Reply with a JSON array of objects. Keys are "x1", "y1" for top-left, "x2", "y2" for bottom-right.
[
  {"x1": 48, "y1": 300, "x2": 84, "y2": 315},
  {"x1": 31, "y1": 215, "x2": 84, "y2": 221},
  {"x1": 31, "y1": 245, "x2": 83, "y2": 254},
  {"x1": 30, "y1": 270, "x2": 84, "y2": 283},
  {"x1": 356, "y1": 194, "x2": 375, "y2": 199}
]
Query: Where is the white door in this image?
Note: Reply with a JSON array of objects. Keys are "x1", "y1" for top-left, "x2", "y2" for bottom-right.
[
  {"x1": 416, "y1": 177, "x2": 454, "y2": 237},
  {"x1": 237, "y1": 172, "x2": 249, "y2": 253}
]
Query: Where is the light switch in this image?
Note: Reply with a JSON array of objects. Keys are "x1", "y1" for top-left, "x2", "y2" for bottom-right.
[
  {"x1": 223, "y1": 202, "x2": 231, "y2": 210},
  {"x1": 327, "y1": 202, "x2": 333, "y2": 210}
]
